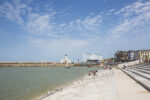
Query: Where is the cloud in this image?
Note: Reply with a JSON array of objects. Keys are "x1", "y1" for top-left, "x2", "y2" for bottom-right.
[
  {"x1": 0, "y1": 0, "x2": 57, "y2": 35},
  {"x1": 115, "y1": 1, "x2": 150, "y2": 17},
  {"x1": 75, "y1": 15, "x2": 102, "y2": 31},
  {"x1": 109, "y1": 0, "x2": 150, "y2": 39},
  {"x1": 28, "y1": 37, "x2": 88, "y2": 59},
  {"x1": 25, "y1": 13, "x2": 54, "y2": 34},
  {"x1": 0, "y1": 0, "x2": 150, "y2": 59},
  {"x1": 29, "y1": 37, "x2": 88, "y2": 49},
  {"x1": 0, "y1": 0, "x2": 27, "y2": 24},
  {"x1": 56, "y1": 14, "x2": 103, "y2": 40},
  {"x1": 0, "y1": 0, "x2": 103, "y2": 39},
  {"x1": 96, "y1": 0, "x2": 150, "y2": 55},
  {"x1": 25, "y1": 12, "x2": 103, "y2": 39}
]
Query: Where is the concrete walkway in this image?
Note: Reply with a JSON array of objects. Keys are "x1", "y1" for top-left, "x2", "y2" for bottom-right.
[
  {"x1": 42, "y1": 69, "x2": 150, "y2": 100},
  {"x1": 43, "y1": 70, "x2": 118, "y2": 100},
  {"x1": 114, "y1": 69, "x2": 150, "y2": 100}
]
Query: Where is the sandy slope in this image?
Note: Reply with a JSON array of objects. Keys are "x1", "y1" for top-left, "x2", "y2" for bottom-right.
[{"x1": 42, "y1": 70, "x2": 118, "y2": 100}]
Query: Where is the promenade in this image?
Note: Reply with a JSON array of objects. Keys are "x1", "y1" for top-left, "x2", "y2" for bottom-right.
[
  {"x1": 115, "y1": 69, "x2": 150, "y2": 100},
  {"x1": 42, "y1": 69, "x2": 150, "y2": 100}
]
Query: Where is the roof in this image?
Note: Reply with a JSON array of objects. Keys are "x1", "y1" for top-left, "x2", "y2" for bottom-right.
[{"x1": 83, "y1": 53, "x2": 101, "y2": 56}]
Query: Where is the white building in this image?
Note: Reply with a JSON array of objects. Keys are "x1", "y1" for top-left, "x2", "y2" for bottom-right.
[
  {"x1": 61, "y1": 54, "x2": 71, "y2": 64},
  {"x1": 83, "y1": 53, "x2": 103, "y2": 63}
]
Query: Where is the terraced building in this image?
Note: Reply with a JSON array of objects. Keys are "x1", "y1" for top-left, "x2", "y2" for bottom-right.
[{"x1": 115, "y1": 49, "x2": 150, "y2": 62}]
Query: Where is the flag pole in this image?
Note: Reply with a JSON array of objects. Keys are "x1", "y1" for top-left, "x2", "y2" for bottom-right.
[{"x1": 78, "y1": 59, "x2": 79, "y2": 72}]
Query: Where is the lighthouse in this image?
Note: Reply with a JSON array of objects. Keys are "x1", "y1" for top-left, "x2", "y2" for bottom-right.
[
  {"x1": 60, "y1": 54, "x2": 71, "y2": 64},
  {"x1": 65, "y1": 54, "x2": 68, "y2": 61}
]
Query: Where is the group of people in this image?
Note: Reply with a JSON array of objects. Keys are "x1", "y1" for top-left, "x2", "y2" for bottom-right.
[
  {"x1": 103, "y1": 65, "x2": 112, "y2": 70},
  {"x1": 88, "y1": 70, "x2": 98, "y2": 76}
]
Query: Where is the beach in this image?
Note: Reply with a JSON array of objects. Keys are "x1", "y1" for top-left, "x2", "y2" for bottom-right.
[
  {"x1": 42, "y1": 69, "x2": 150, "y2": 100},
  {"x1": 42, "y1": 69, "x2": 118, "y2": 100}
]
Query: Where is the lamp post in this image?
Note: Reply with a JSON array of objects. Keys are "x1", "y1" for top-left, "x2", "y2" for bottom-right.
[{"x1": 78, "y1": 59, "x2": 79, "y2": 72}]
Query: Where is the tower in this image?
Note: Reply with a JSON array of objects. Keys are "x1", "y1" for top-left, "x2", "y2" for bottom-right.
[{"x1": 65, "y1": 54, "x2": 68, "y2": 61}]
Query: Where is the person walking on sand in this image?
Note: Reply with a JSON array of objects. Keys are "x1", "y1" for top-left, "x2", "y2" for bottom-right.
[{"x1": 93, "y1": 70, "x2": 97, "y2": 76}]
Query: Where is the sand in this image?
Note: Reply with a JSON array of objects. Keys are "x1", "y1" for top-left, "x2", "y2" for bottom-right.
[
  {"x1": 42, "y1": 70, "x2": 118, "y2": 100},
  {"x1": 41, "y1": 69, "x2": 150, "y2": 100}
]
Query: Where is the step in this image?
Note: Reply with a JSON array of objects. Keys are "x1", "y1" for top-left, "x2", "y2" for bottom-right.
[
  {"x1": 129, "y1": 69, "x2": 150, "y2": 80},
  {"x1": 129, "y1": 68, "x2": 150, "y2": 74},
  {"x1": 136, "y1": 65, "x2": 150, "y2": 68},
  {"x1": 134, "y1": 67, "x2": 150, "y2": 71},
  {"x1": 131, "y1": 66, "x2": 150, "y2": 69},
  {"x1": 122, "y1": 69, "x2": 150, "y2": 91},
  {"x1": 131, "y1": 64, "x2": 150, "y2": 68}
]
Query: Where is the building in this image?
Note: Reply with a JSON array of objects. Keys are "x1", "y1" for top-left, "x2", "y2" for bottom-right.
[
  {"x1": 128, "y1": 50, "x2": 139, "y2": 61},
  {"x1": 115, "y1": 49, "x2": 150, "y2": 62},
  {"x1": 139, "y1": 50, "x2": 150, "y2": 62},
  {"x1": 115, "y1": 51, "x2": 128, "y2": 62},
  {"x1": 61, "y1": 54, "x2": 71, "y2": 64},
  {"x1": 83, "y1": 53, "x2": 103, "y2": 64}
]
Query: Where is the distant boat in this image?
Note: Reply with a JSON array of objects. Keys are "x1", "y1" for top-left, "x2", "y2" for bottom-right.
[
  {"x1": 65, "y1": 63, "x2": 70, "y2": 68},
  {"x1": 65, "y1": 66, "x2": 70, "y2": 68}
]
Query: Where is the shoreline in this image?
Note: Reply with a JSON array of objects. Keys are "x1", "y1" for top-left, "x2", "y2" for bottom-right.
[
  {"x1": 36, "y1": 71, "x2": 92, "y2": 100},
  {"x1": 40, "y1": 69, "x2": 116, "y2": 100},
  {"x1": 41, "y1": 68, "x2": 150, "y2": 100}
]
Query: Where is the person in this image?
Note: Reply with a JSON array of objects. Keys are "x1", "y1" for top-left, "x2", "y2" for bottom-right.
[
  {"x1": 109, "y1": 66, "x2": 112, "y2": 70},
  {"x1": 88, "y1": 72, "x2": 91, "y2": 76},
  {"x1": 104, "y1": 66, "x2": 107, "y2": 70},
  {"x1": 123, "y1": 65, "x2": 126, "y2": 69},
  {"x1": 93, "y1": 70, "x2": 97, "y2": 76}
]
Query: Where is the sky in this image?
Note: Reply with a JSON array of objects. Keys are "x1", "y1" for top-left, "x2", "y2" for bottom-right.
[{"x1": 0, "y1": 0, "x2": 150, "y2": 62}]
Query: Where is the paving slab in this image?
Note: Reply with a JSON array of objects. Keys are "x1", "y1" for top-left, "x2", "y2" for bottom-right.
[{"x1": 114, "y1": 69, "x2": 150, "y2": 100}]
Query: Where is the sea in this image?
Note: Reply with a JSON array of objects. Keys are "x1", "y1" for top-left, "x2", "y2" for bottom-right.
[{"x1": 0, "y1": 66, "x2": 102, "y2": 100}]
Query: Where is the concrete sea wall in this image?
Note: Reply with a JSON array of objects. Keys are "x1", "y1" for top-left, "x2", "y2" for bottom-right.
[
  {"x1": 117, "y1": 60, "x2": 140, "y2": 68},
  {"x1": 0, "y1": 62, "x2": 75, "y2": 67}
]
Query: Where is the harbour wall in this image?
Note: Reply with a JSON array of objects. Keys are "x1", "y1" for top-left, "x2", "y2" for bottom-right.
[{"x1": 0, "y1": 62, "x2": 75, "y2": 67}]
